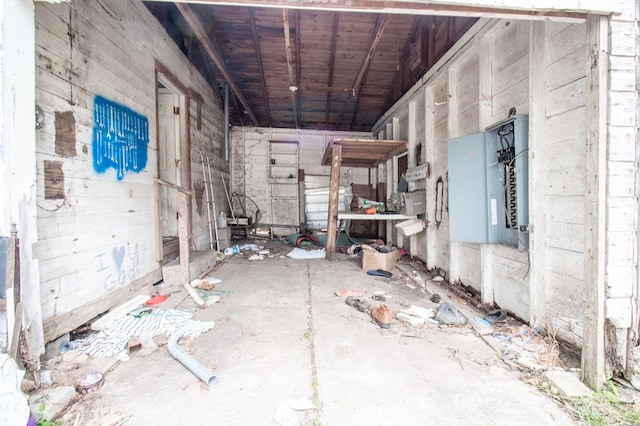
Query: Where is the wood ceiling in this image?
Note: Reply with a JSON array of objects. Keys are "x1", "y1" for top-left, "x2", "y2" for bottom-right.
[{"x1": 144, "y1": 2, "x2": 476, "y2": 132}]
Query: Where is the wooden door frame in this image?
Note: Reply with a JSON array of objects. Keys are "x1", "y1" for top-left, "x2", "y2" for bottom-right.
[{"x1": 154, "y1": 60, "x2": 192, "y2": 261}]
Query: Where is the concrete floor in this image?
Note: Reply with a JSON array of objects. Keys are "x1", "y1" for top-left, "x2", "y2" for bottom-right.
[{"x1": 56, "y1": 241, "x2": 577, "y2": 426}]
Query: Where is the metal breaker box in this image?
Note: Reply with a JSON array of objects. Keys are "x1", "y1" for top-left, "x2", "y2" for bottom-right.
[{"x1": 448, "y1": 115, "x2": 529, "y2": 250}]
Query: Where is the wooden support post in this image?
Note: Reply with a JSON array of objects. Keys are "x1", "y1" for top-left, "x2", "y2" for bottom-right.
[
  {"x1": 178, "y1": 191, "x2": 190, "y2": 286},
  {"x1": 447, "y1": 65, "x2": 461, "y2": 283},
  {"x1": 326, "y1": 144, "x2": 342, "y2": 258},
  {"x1": 154, "y1": 181, "x2": 163, "y2": 262},
  {"x1": 528, "y1": 21, "x2": 546, "y2": 327},
  {"x1": 582, "y1": 14, "x2": 609, "y2": 390}
]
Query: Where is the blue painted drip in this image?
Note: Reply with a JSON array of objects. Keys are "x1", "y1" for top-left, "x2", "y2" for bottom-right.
[{"x1": 92, "y1": 96, "x2": 149, "y2": 180}]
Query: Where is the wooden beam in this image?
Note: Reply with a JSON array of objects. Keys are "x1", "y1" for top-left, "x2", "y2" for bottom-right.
[
  {"x1": 168, "y1": 0, "x2": 596, "y2": 22},
  {"x1": 295, "y1": 10, "x2": 302, "y2": 128},
  {"x1": 326, "y1": 144, "x2": 342, "y2": 259},
  {"x1": 335, "y1": 14, "x2": 390, "y2": 130},
  {"x1": 175, "y1": 3, "x2": 259, "y2": 126},
  {"x1": 249, "y1": 7, "x2": 272, "y2": 128},
  {"x1": 324, "y1": 13, "x2": 339, "y2": 130},
  {"x1": 282, "y1": 8, "x2": 300, "y2": 129},
  {"x1": 582, "y1": 14, "x2": 609, "y2": 391}
]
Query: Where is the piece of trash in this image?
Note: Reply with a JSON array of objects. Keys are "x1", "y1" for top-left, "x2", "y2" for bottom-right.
[
  {"x1": 258, "y1": 250, "x2": 270, "y2": 255},
  {"x1": 335, "y1": 290, "x2": 365, "y2": 297},
  {"x1": 367, "y1": 269, "x2": 392, "y2": 278},
  {"x1": 145, "y1": 295, "x2": 168, "y2": 306},
  {"x1": 434, "y1": 302, "x2": 467, "y2": 325},
  {"x1": 128, "y1": 307, "x2": 153, "y2": 318},
  {"x1": 39, "y1": 370, "x2": 52, "y2": 386},
  {"x1": 396, "y1": 305, "x2": 434, "y2": 326},
  {"x1": 430, "y1": 293, "x2": 441, "y2": 303},
  {"x1": 59, "y1": 340, "x2": 81, "y2": 353},
  {"x1": 205, "y1": 295, "x2": 221, "y2": 306},
  {"x1": 75, "y1": 372, "x2": 104, "y2": 395},
  {"x1": 484, "y1": 309, "x2": 507, "y2": 324},
  {"x1": 406, "y1": 283, "x2": 416, "y2": 290},
  {"x1": 432, "y1": 275, "x2": 445, "y2": 282},
  {"x1": 190, "y1": 279, "x2": 215, "y2": 290},
  {"x1": 474, "y1": 317, "x2": 492, "y2": 327},
  {"x1": 248, "y1": 254, "x2": 264, "y2": 260},
  {"x1": 286, "y1": 247, "x2": 326, "y2": 259},
  {"x1": 215, "y1": 251, "x2": 225, "y2": 261},
  {"x1": 223, "y1": 245, "x2": 240, "y2": 255},
  {"x1": 274, "y1": 398, "x2": 315, "y2": 426},
  {"x1": 239, "y1": 243, "x2": 263, "y2": 251},
  {"x1": 127, "y1": 334, "x2": 158, "y2": 357}
]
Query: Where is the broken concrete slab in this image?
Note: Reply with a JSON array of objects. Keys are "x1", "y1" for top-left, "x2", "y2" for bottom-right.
[
  {"x1": 544, "y1": 370, "x2": 593, "y2": 398},
  {"x1": 28, "y1": 385, "x2": 76, "y2": 421}
]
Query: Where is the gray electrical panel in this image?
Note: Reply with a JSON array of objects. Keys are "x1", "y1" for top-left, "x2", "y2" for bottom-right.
[{"x1": 448, "y1": 115, "x2": 529, "y2": 250}]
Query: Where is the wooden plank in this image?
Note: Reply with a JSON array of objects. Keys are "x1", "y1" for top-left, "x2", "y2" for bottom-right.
[
  {"x1": 178, "y1": 191, "x2": 190, "y2": 286},
  {"x1": 582, "y1": 14, "x2": 608, "y2": 390},
  {"x1": 175, "y1": 3, "x2": 258, "y2": 126},
  {"x1": 325, "y1": 144, "x2": 341, "y2": 258},
  {"x1": 172, "y1": 0, "x2": 614, "y2": 19},
  {"x1": 90, "y1": 294, "x2": 151, "y2": 331},
  {"x1": 9, "y1": 303, "x2": 23, "y2": 360}
]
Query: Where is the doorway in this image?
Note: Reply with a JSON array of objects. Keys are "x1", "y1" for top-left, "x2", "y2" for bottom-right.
[{"x1": 155, "y1": 65, "x2": 190, "y2": 262}]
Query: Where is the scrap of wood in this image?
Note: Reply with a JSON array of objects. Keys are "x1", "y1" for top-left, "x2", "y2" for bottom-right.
[
  {"x1": 9, "y1": 302, "x2": 22, "y2": 359},
  {"x1": 183, "y1": 284, "x2": 206, "y2": 308},
  {"x1": 91, "y1": 295, "x2": 150, "y2": 331}
]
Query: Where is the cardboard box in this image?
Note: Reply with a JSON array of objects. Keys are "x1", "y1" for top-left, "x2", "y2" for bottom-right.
[{"x1": 362, "y1": 246, "x2": 400, "y2": 271}]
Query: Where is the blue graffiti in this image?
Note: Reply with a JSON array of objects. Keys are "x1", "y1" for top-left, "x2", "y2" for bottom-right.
[{"x1": 92, "y1": 96, "x2": 149, "y2": 180}]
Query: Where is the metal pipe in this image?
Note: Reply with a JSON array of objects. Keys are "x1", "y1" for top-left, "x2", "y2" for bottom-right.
[
  {"x1": 191, "y1": 148, "x2": 214, "y2": 250},
  {"x1": 168, "y1": 322, "x2": 217, "y2": 386},
  {"x1": 224, "y1": 83, "x2": 229, "y2": 161}
]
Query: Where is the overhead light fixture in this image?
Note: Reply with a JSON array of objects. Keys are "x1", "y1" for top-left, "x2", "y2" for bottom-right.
[{"x1": 289, "y1": 85, "x2": 298, "y2": 92}]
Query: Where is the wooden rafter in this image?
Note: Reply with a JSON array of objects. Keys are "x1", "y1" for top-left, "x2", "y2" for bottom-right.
[
  {"x1": 334, "y1": 14, "x2": 390, "y2": 130},
  {"x1": 382, "y1": 15, "x2": 419, "y2": 113},
  {"x1": 249, "y1": 7, "x2": 272, "y2": 127},
  {"x1": 324, "y1": 12, "x2": 339, "y2": 130},
  {"x1": 282, "y1": 8, "x2": 300, "y2": 129},
  {"x1": 176, "y1": 3, "x2": 259, "y2": 126},
  {"x1": 295, "y1": 10, "x2": 302, "y2": 127},
  {"x1": 171, "y1": 0, "x2": 593, "y2": 22}
]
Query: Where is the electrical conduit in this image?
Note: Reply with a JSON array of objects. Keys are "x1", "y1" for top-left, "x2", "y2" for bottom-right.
[{"x1": 168, "y1": 322, "x2": 217, "y2": 386}]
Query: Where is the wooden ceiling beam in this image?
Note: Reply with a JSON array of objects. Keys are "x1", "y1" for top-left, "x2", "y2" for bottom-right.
[
  {"x1": 175, "y1": 3, "x2": 259, "y2": 126},
  {"x1": 249, "y1": 8, "x2": 272, "y2": 127},
  {"x1": 324, "y1": 12, "x2": 339, "y2": 130},
  {"x1": 166, "y1": 0, "x2": 594, "y2": 22},
  {"x1": 295, "y1": 10, "x2": 302, "y2": 128},
  {"x1": 282, "y1": 8, "x2": 300, "y2": 129},
  {"x1": 335, "y1": 14, "x2": 390, "y2": 130}
]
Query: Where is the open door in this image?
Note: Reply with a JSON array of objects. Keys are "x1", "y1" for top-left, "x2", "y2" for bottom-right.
[
  {"x1": 158, "y1": 85, "x2": 181, "y2": 260},
  {"x1": 155, "y1": 65, "x2": 190, "y2": 263}
]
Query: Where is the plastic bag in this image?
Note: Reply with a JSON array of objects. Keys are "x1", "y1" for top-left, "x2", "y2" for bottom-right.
[{"x1": 435, "y1": 302, "x2": 467, "y2": 325}]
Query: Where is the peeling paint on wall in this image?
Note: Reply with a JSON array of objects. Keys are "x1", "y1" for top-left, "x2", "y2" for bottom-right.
[
  {"x1": 92, "y1": 96, "x2": 149, "y2": 180},
  {"x1": 43, "y1": 160, "x2": 65, "y2": 200},
  {"x1": 54, "y1": 111, "x2": 76, "y2": 157}
]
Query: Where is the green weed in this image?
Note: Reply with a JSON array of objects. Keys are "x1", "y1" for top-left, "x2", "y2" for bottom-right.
[{"x1": 542, "y1": 380, "x2": 640, "y2": 426}]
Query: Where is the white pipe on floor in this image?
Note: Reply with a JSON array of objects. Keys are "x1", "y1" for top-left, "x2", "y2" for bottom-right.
[{"x1": 168, "y1": 322, "x2": 217, "y2": 386}]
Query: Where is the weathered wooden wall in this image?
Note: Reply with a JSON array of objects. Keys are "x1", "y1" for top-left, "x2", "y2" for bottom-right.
[
  {"x1": 374, "y1": 17, "x2": 592, "y2": 345},
  {"x1": 1, "y1": 0, "x2": 43, "y2": 360},
  {"x1": 35, "y1": 0, "x2": 225, "y2": 341},
  {"x1": 231, "y1": 127, "x2": 371, "y2": 234},
  {"x1": 604, "y1": 1, "x2": 639, "y2": 377}
]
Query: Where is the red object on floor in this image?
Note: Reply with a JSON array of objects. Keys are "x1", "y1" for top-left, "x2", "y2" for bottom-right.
[{"x1": 145, "y1": 295, "x2": 168, "y2": 306}]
